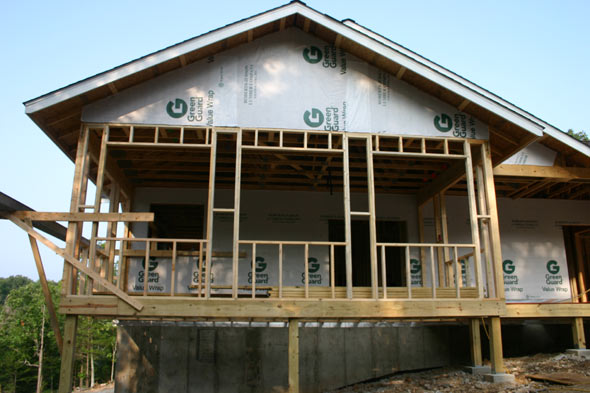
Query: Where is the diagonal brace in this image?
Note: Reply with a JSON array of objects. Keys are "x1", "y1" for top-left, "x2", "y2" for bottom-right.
[{"x1": 2, "y1": 213, "x2": 143, "y2": 311}]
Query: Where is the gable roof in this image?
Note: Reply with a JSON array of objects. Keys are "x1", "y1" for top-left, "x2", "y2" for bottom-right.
[{"x1": 23, "y1": 1, "x2": 589, "y2": 167}]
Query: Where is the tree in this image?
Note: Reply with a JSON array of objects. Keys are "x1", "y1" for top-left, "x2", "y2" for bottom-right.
[
  {"x1": 0, "y1": 281, "x2": 61, "y2": 393},
  {"x1": 567, "y1": 129, "x2": 589, "y2": 143},
  {"x1": 0, "y1": 276, "x2": 32, "y2": 305}
]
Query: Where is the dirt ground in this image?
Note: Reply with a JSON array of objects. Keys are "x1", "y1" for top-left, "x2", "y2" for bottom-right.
[{"x1": 326, "y1": 352, "x2": 590, "y2": 393}]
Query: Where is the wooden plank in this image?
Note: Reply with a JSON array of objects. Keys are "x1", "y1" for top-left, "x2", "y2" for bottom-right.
[
  {"x1": 204, "y1": 130, "x2": 217, "y2": 299},
  {"x1": 481, "y1": 143, "x2": 504, "y2": 299},
  {"x1": 572, "y1": 317, "x2": 586, "y2": 349},
  {"x1": 488, "y1": 317, "x2": 505, "y2": 374},
  {"x1": 366, "y1": 136, "x2": 378, "y2": 299},
  {"x1": 9, "y1": 211, "x2": 154, "y2": 222},
  {"x1": 4, "y1": 214, "x2": 143, "y2": 311},
  {"x1": 417, "y1": 205, "x2": 426, "y2": 286},
  {"x1": 58, "y1": 315, "x2": 77, "y2": 393},
  {"x1": 232, "y1": 131, "x2": 242, "y2": 299},
  {"x1": 288, "y1": 319, "x2": 300, "y2": 393},
  {"x1": 60, "y1": 296, "x2": 506, "y2": 319},
  {"x1": 469, "y1": 319, "x2": 482, "y2": 366},
  {"x1": 62, "y1": 126, "x2": 89, "y2": 296},
  {"x1": 493, "y1": 164, "x2": 590, "y2": 180},
  {"x1": 26, "y1": 223, "x2": 63, "y2": 354},
  {"x1": 464, "y1": 141, "x2": 484, "y2": 299},
  {"x1": 433, "y1": 194, "x2": 444, "y2": 287},
  {"x1": 342, "y1": 135, "x2": 353, "y2": 299},
  {"x1": 575, "y1": 234, "x2": 588, "y2": 303},
  {"x1": 506, "y1": 303, "x2": 590, "y2": 318},
  {"x1": 476, "y1": 165, "x2": 493, "y2": 298}
]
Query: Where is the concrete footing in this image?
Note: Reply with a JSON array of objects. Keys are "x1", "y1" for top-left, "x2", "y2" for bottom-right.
[
  {"x1": 483, "y1": 373, "x2": 516, "y2": 383},
  {"x1": 464, "y1": 365, "x2": 491, "y2": 375},
  {"x1": 566, "y1": 349, "x2": 590, "y2": 359}
]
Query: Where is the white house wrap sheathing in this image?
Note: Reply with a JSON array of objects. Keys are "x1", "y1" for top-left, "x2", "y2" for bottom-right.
[
  {"x1": 127, "y1": 189, "x2": 589, "y2": 302},
  {"x1": 83, "y1": 29, "x2": 488, "y2": 139}
]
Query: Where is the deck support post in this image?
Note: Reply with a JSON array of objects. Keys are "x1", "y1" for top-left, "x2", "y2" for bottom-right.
[
  {"x1": 572, "y1": 317, "x2": 586, "y2": 349},
  {"x1": 58, "y1": 315, "x2": 78, "y2": 393},
  {"x1": 488, "y1": 317, "x2": 504, "y2": 373},
  {"x1": 288, "y1": 319, "x2": 300, "y2": 393},
  {"x1": 469, "y1": 319, "x2": 483, "y2": 366}
]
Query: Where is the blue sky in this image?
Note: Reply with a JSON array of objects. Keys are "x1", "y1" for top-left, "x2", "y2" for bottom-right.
[{"x1": 1, "y1": 0, "x2": 588, "y2": 281}]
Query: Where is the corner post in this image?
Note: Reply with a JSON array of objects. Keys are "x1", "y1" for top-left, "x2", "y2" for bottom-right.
[
  {"x1": 469, "y1": 319, "x2": 482, "y2": 366},
  {"x1": 288, "y1": 319, "x2": 300, "y2": 393},
  {"x1": 488, "y1": 317, "x2": 504, "y2": 374}
]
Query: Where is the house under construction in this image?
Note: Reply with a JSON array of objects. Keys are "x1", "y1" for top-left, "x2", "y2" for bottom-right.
[{"x1": 3, "y1": 2, "x2": 590, "y2": 392}]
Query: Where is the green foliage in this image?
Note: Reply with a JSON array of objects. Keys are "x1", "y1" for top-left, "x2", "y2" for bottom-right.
[
  {"x1": 0, "y1": 279, "x2": 117, "y2": 392},
  {"x1": 567, "y1": 129, "x2": 589, "y2": 142},
  {"x1": 0, "y1": 275, "x2": 32, "y2": 305}
]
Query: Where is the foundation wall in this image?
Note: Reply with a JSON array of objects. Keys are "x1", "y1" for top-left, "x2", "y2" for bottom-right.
[{"x1": 115, "y1": 323, "x2": 469, "y2": 393}]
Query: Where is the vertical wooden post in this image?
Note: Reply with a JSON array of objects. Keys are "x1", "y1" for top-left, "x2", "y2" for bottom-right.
[
  {"x1": 440, "y1": 193, "x2": 452, "y2": 286},
  {"x1": 488, "y1": 317, "x2": 505, "y2": 374},
  {"x1": 572, "y1": 317, "x2": 586, "y2": 349},
  {"x1": 464, "y1": 141, "x2": 483, "y2": 298},
  {"x1": 476, "y1": 165, "x2": 493, "y2": 297},
  {"x1": 418, "y1": 204, "x2": 427, "y2": 286},
  {"x1": 62, "y1": 126, "x2": 89, "y2": 296},
  {"x1": 58, "y1": 315, "x2": 78, "y2": 393},
  {"x1": 288, "y1": 319, "x2": 300, "y2": 393},
  {"x1": 342, "y1": 134, "x2": 353, "y2": 298},
  {"x1": 480, "y1": 143, "x2": 504, "y2": 299},
  {"x1": 469, "y1": 319, "x2": 482, "y2": 366},
  {"x1": 232, "y1": 131, "x2": 242, "y2": 299},
  {"x1": 205, "y1": 129, "x2": 217, "y2": 299},
  {"x1": 366, "y1": 136, "x2": 378, "y2": 299},
  {"x1": 433, "y1": 194, "x2": 444, "y2": 287}
]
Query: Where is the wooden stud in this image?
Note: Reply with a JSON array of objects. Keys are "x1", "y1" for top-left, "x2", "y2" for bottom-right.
[
  {"x1": 204, "y1": 130, "x2": 217, "y2": 299},
  {"x1": 279, "y1": 243, "x2": 283, "y2": 299},
  {"x1": 430, "y1": 246, "x2": 437, "y2": 298},
  {"x1": 62, "y1": 126, "x2": 89, "y2": 296},
  {"x1": 481, "y1": 143, "x2": 504, "y2": 299},
  {"x1": 288, "y1": 319, "x2": 300, "y2": 393},
  {"x1": 469, "y1": 319, "x2": 483, "y2": 366},
  {"x1": 476, "y1": 165, "x2": 493, "y2": 297},
  {"x1": 342, "y1": 135, "x2": 353, "y2": 299},
  {"x1": 440, "y1": 193, "x2": 452, "y2": 286},
  {"x1": 453, "y1": 246, "x2": 460, "y2": 298},
  {"x1": 251, "y1": 243, "x2": 256, "y2": 299},
  {"x1": 381, "y1": 246, "x2": 387, "y2": 299},
  {"x1": 405, "y1": 246, "x2": 412, "y2": 299},
  {"x1": 366, "y1": 136, "x2": 379, "y2": 299},
  {"x1": 433, "y1": 194, "x2": 444, "y2": 287},
  {"x1": 464, "y1": 141, "x2": 484, "y2": 298},
  {"x1": 232, "y1": 131, "x2": 243, "y2": 299},
  {"x1": 171, "y1": 241, "x2": 177, "y2": 296},
  {"x1": 143, "y1": 242, "x2": 150, "y2": 297},
  {"x1": 304, "y1": 244, "x2": 309, "y2": 299},
  {"x1": 58, "y1": 315, "x2": 77, "y2": 393},
  {"x1": 418, "y1": 205, "x2": 427, "y2": 286},
  {"x1": 330, "y1": 244, "x2": 335, "y2": 299},
  {"x1": 488, "y1": 317, "x2": 505, "y2": 374},
  {"x1": 572, "y1": 317, "x2": 586, "y2": 349}
]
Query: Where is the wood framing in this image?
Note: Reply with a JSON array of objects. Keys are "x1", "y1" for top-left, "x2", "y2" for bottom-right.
[{"x1": 288, "y1": 319, "x2": 300, "y2": 393}]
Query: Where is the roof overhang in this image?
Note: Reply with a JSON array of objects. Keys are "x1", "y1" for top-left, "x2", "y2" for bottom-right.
[{"x1": 23, "y1": 1, "x2": 588, "y2": 168}]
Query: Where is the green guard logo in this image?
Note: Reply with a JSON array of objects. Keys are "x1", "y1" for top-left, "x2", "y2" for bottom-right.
[
  {"x1": 546, "y1": 260, "x2": 560, "y2": 274},
  {"x1": 308, "y1": 257, "x2": 320, "y2": 273},
  {"x1": 255, "y1": 257, "x2": 267, "y2": 273},
  {"x1": 303, "y1": 108, "x2": 324, "y2": 128},
  {"x1": 166, "y1": 98, "x2": 188, "y2": 118},
  {"x1": 434, "y1": 113, "x2": 453, "y2": 132},
  {"x1": 302, "y1": 46, "x2": 323, "y2": 64},
  {"x1": 410, "y1": 259, "x2": 421, "y2": 274},
  {"x1": 503, "y1": 260, "x2": 516, "y2": 274}
]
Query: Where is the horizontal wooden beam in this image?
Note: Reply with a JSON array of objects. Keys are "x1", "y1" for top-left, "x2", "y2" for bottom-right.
[
  {"x1": 505, "y1": 303, "x2": 590, "y2": 318},
  {"x1": 494, "y1": 164, "x2": 590, "y2": 180},
  {"x1": 9, "y1": 212, "x2": 154, "y2": 222},
  {"x1": 59, "y1": 295, "x2": 505, "y2": 319}
]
